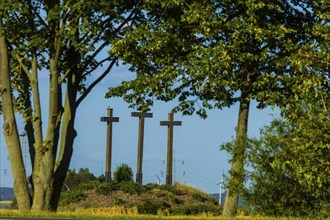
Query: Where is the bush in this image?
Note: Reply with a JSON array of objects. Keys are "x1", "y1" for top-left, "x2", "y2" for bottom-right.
[
  {"x1": 192, "y1": 193, "x2": 208, "y2": 202},
  {"x1": 157, "y1": 184, "x2": 182, "y2": 195},
  {"x1": 119, "y1": 181, "x2": 145, "y2": 195},
  {"x1": 96, "y1": 182, "x2": 119, "y2": 195},
  {"x1": 143, "y1": 183, "x2": 158, "y2": 191},
  {"x1": 112, "y1": 197, "x2": 126, "y2": 206},
  {"x1": 60, "y1": 190, "x2": 87, "y2": 205},
  {"x1": 169, "y1": 203, "x2": 221, "y2": 216},
  {"x1": 137, "y1": 198, "x2": 169, "y2": 215},
  {"x1": 113, "y1": 164, "x2": 133, "y2": 183},
  {"x1": 63, "y1": 168, "x2": 96, "y2": 192},
  {"x1": 76, "y1": 180, "x2": 100, "y2": 191}
]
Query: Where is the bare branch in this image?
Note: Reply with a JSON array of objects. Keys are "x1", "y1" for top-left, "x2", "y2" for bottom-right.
[
  {"x1": 76, "y1": 58, "x2": 117, "y2": 107},
  {"x1": 81, "y1": 56, "x2": 113, "y2": 79}
]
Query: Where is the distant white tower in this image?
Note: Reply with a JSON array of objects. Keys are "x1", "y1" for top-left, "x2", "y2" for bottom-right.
[{"x1": 217, "y1": 169, "x2": 224, "y2": 206}]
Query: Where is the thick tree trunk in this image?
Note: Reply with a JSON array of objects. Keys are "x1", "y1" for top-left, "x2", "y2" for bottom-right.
[
  {"x1": 52, "y1": 80, "x2": 78, "y2": 210},
  {"x1": 31, "y1": 57, "x2": 62, "y2": 210},
  {"x1": 0, "y1": 19, "x2": 32, "y2": 210},
  {"x1": 222, "y1": 95, "x2": 250, "y2": 216}
]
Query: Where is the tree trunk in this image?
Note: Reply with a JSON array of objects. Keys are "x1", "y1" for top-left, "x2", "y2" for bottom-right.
[
  {"x1": 0, "y1": 19, "x2": 32, "y2": 210},
  {"x1": 222, "y1": 94, "x2": 250, "y2": 216},
  {"x1": 52, "y1": 79, "x2": 78, "y2": 210},
  {"x1": 31, "y1": 55, "x2": 62, "y2": 210}
]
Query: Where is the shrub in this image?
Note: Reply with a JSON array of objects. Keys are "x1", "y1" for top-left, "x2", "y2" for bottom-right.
[
  {"x1": 143, "y1": 183, "x2": 158, "y2": 191},
  {"x1": 60, "y1": 190, "x2": 87, "y2": 205},
  {"x1": 112, "y1": 198, "x2": 126, "y2": 206},
  {"x1": 113, "y1": 164, "x2": 133, "y2": 183},
  {"x1": 137, "y1": 198, "x2": 168, "y2": 215},
  {"x1": 192, "y1": 192, "x2": 208, "y2": 202},
  {"x1": 119, "y1": 181, "x2": 145, "y2": 195},
  {"x1": 63, "y1": 168, "x2": 96, "y2": 192},
  {"x1": 169, "y1": 203, "x2": 221, "y2": 216},
  {"x1": 76, "y1": 180, "x2": 100, "y2": 191},
  {"x1": 96, "y1": 182, "x2": 119, "y2": 195},
  {"x1": 157, "y1": 184, "x2": 182, "y2": 195}
]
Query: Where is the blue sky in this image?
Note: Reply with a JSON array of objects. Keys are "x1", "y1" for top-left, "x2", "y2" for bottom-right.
[{"x1": 0, "y1": 64, "x2": 277, "y2": 193}]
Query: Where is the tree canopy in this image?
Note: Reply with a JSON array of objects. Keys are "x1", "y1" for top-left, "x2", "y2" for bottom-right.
[
  {"x1": 107, "y1": 0, "x2": 329, "y2": 216},
  {"x1": 108, "y1": 0, "x2": 328, "y2": 114},
  {"x1": 0, "y1": 0, "x2": 142, "y2": 211},
  {"x1": 244, "y1": 91, "x2": 329, "y2": 217}
]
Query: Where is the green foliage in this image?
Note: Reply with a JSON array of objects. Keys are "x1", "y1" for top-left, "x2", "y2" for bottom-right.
[
  {"x1": 143, "y1": 183, "x2": 159, "y2": 191},
  {"x1": 192, "y1": 193, "x2": 208, "y2": 203},
  {"x1": 156, "y1": 184, "x2": 183, "y2": 196},
  {"x1": 107, "y1": 1, "x2": 329, "y2": 215},
  {"x1": 95, "y1": 182, "x2": 119, "y2": 196},
  {"x1": 137, "y1": 198, "x2": 168, "y2": 215},
  {"x1": 0, "y1": 0, "x2": 145, "y2": 211},
  {"x1": 113, "y1": 164, "x2": 134, "y2": 184},
  {"x1": 111, "y1": 198, "x2": 126, "y2": 206},
  {"x1": 169, "y1": 203, "x2": 221, "y2": 216},
  {"x1": 107, "y1": 0, "x2": 328, "y2": 117},
  {"x1": 60, "y1": 180, "x2": 102, "y2": 206},
  {"x1": 119, "y1": 181, "x2": 145, "y2": 195},
  {"x1": 63, "y1": 168, "x2": 96, "y2": 192},
  {"x1": 60, "y1": 190, "x2": 87, "y2": 206},
  {"x1": 244, "y1": 93, "x2": 330, "y2": 218}
]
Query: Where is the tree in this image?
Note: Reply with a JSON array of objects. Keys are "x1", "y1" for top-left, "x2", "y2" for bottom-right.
[
  {"x1": 244, "y1": 91, "x2": 330, "y2": 217},
  {"x1": 62, "y1": 168, "x2": 96, "y2": 192},
  {"x1": 0, "y1": 0, "x2": 142, "y2": 211},
  {"x1": 113, "y1": 163, "x2": 133, "y2": 183},
  {"x1": 107, "y1": 0, "x2": 329, "y2": 216}
]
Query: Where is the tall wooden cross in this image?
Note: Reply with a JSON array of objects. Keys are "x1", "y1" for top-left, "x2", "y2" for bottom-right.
[
  {"x1": 131, "y1": 112, "x2": 153, "y2": 184},
  {"x1": 100, "y1": 107, "x2": 119, "y2": 183},
  {"x1": 160, "y1": 112, "x2": 182, "y2": 185}
]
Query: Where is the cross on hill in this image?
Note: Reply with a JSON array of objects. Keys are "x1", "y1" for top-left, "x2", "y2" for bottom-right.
[
  {"x1": 100, "y1": 107, "x2": 119, "y2": 183},
  {"x1": 160, "y1": 112, "x2": 182, "y2": 185}
]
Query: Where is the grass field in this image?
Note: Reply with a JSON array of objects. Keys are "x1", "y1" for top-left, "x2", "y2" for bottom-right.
[{"x1": 0, "y1": 209, "x2": 307, "y2": 220}]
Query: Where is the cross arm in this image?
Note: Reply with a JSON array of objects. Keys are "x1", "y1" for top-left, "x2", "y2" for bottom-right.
[
  {"x1": 131, "y1": 112, "x2": 153, "y2": 118},
  {"x1": 100, "y1": 117, "x2": 119, "y2": 122},
  {"x1": 160, "y1": 121, "x2": 182, "y2": 126}
]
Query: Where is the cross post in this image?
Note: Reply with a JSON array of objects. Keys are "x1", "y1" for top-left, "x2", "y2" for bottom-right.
[
  {"x1": 131, "y1": 112, "x2": 153, "y2": 184},
  {"x1": 160, "y1": 112, "x2": 182, "y2": 185},
  {"x1": 100, "y1": 107, "x2": 119, "y2": 183}
]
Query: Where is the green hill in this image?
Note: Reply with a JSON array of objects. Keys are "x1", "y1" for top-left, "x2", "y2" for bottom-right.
[{"x1": 58, "y1": 181, "x2": 222, "y2": 216}]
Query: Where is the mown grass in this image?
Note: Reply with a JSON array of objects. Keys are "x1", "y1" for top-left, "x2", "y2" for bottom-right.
[{"x1": 0, "y1": 209, "x2": 306, "y2": 220}]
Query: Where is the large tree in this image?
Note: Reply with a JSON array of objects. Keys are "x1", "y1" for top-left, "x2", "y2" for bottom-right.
[
  {"x1": 108, "y1": 0, "x2": 329, "y2": 216},
  {"x1": 0, "y1": 0, "x2": 142, "y2": 211},
  {"x1": 244, "y1": 90, "x2": 329, "y2": 217}
]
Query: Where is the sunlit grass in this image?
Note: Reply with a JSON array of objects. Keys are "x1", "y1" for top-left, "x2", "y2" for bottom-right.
[{"x1": 0, "y1": 209, "x2": 305, "y2": 220}]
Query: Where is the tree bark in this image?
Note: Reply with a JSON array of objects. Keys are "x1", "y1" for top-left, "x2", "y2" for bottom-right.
[
  {"x1": 52, "y1": 77, "x2": 78, "y2": 210},
  {"x1": 0, "y1": 18, "x2": 32, "y2": 210},
  {"x1": 31, "y1": 52, "x2": 62, "y2": 210},
  {"x1": 222, "y1": 94, "x2": 250, "y2": 216}
]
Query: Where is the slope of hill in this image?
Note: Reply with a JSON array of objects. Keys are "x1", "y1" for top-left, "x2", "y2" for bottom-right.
[{"x1": 58, "y1": 181, "x2": 222, "y2": 216}]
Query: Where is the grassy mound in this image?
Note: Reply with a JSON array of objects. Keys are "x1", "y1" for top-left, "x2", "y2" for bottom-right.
[{"x1": 58, "y1": 181, "x2": 221, "y2": 216}]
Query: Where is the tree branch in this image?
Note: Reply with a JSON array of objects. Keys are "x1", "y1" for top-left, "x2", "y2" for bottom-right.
[
  {"x1": 81, "y1": 6, "x2": 138, "y2": 73},
  {"x1": 15, "y1": 54, "x2": 32, "y2": 80},
  {"x1": 76, "y1": 58, "x2": 117, "y2": 107},
  {"x1": 320, "y1": 93, "x2": 328, "y2": 113},
  {"x1": 81, "y1": 56, "x2": 113, "y2": 79}
]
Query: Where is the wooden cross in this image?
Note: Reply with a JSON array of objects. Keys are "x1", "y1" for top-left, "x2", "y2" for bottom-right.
[
  {"x1": 131, "y1": 112, "x2": 153, "y2": 184},
  {"x1": 100, "y1": 107, "x2": 119, "y2": 183},
  {"x1": 160, "y1": 112, "x2": 182, "y2": 185}
]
